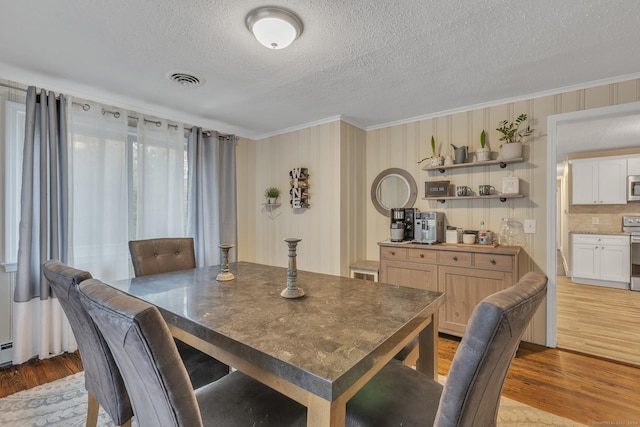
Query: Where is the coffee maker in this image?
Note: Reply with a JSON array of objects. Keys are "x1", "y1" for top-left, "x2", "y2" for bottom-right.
[
  {"x1": 390, "y1": 208, "x2": 416, "y2": 242},
  {"x1": 412, "y1": 211, "x2": 444, "y2": 244}
]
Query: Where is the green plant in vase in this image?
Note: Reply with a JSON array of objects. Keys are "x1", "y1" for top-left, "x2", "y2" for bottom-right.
[
  {"x1": 476, "y1": 129, "x2": 491, "y2": 162},
  {"x1": 496, "y1": 113, "x2": 534, "y2": 160},
  {"x1": 264, "y1": 187, "x2": 280, "y2": 204},
  {"x1": 418, "y1": 136, "x2": 443, "y2": 166}
]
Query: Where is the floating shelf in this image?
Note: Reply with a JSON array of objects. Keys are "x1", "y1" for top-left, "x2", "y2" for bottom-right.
[
  {"x1": 422, "y1": 157, "x2": 524, "y2": 173},
  {"x1": 422, "y1": 194, "x2": 524, "y2": 204},
  {"x1": 261, "y1": 203, "x2": 281, "y2": 219}
]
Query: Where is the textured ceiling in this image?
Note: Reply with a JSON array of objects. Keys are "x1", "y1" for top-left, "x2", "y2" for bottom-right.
[{"x1": 0, "y1": 0, "x2": 639, "y2": 139}]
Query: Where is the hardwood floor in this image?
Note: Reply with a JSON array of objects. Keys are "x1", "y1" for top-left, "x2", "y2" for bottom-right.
[
  {"x1": 1, "y1": 336, "x2": 639, "y2": 424},
  {"x1": 557, "y1": 274, "x2": 640, "y2": 366}
]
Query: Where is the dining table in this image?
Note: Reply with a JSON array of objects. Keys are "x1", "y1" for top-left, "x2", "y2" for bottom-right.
[{"x1": 104, "y1": 261, "x2": 444, "y2": 427}]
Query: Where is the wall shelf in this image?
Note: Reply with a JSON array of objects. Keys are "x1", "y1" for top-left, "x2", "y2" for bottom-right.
[
  {"x1": 422, "y1": 194, "x2": 524, "y2": 204},
  {"x1": 261, "y1": 203, "x2": 281, "y2": 219},
  {"x1": 422, "y1": 157, "x2": 524, "y2": 173}
]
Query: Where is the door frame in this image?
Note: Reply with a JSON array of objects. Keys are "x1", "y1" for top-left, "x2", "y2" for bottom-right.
[{"x1": 546, "y1": 101, "x2": 640, "y2": 347}]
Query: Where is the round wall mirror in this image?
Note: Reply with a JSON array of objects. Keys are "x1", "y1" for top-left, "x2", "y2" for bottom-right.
[{"x1": 370, "y1": 168, "x2": 417, "y2": 216}]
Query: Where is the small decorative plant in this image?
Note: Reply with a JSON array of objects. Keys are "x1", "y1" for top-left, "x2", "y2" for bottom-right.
[
  {"x1": 264, "y1": 187, "x2": 280, "y2": 203},
  {"x1": 418, "y1": 136, "x2": 443, "y2": 166},
  {"x1": 476, "y1": 129, "x2": 490, "y2": 161},
  {"x1": 496, "y1": 113, "x2": 534, "y2": 144}
]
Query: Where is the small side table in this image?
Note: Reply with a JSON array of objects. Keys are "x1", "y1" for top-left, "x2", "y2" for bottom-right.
[{"x1": 349, "y1": 260, "x2": 379, "y2": 282}]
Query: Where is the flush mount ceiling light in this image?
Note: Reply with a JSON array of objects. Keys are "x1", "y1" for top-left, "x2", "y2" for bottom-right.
[{"x1": 245, "y1": 7, "x2": 303, "y2": 50}]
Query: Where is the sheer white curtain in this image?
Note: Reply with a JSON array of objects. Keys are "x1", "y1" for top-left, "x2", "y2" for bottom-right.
[
  {"x1": 135, "y1": 118, "x2": 186, "y2": 238},
  {"x1": 68, "y1": 102, "x2": 129, "y2": 281}
]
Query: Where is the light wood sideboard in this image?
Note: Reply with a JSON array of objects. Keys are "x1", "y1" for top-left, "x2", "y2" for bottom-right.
[{"x1": 379, "y1": 242, "x2": 526, "y2": 337}]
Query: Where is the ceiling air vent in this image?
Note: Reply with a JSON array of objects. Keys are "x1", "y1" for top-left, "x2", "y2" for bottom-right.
[{"x1": 166, "y1": 71, "x2": 203, "y2": 87}]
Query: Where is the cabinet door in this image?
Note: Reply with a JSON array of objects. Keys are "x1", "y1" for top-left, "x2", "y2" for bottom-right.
[
  {"x1": 598, "y1": 158, "x2": 627, "y2": 204},
  {"x1": 380, "y1": 260, "x2": 438, "y2": 292},
  {"x1": 600, "y1": 245, "x2": 630, "y2": 283},
  {"x1": 572, "y1": 243, "x2": 600, "y2": 279},
  {"x1": 437, "y1": 266, "x2": 509, "y2": 336},
  {"x1": 571, "y1": 160, "x2": 599, "y2": 205}
]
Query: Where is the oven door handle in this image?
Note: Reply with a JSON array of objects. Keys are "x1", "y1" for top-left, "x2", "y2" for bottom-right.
[{"x1": 631, "y1": 235, "x2": 640, "y2": 244}]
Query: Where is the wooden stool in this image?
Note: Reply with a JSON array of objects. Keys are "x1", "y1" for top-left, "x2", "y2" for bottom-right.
[{"x1": 349, "y1": 260, "x2": 379, "y2": 282}]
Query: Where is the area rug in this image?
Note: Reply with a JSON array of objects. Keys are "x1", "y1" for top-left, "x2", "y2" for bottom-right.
[{"x1": 0, "y1": 372, "x2": 584, "y2": 426}]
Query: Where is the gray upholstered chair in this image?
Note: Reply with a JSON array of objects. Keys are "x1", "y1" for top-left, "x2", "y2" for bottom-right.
[
  {"x1": 42, "y1": 260, "x2": 133, "y2": 427},
  {"x1": 78, "y1": 278, "x2": 307, "y2": 427},
  {"x1": 346, "y1": 271, "x2": 548, "y2": 427},
  {"x1": 128, "y1": 237, "x2": 197, "y2": 277},
  {"x1": 128, "y1": 237, "x2": 230, "y2": 389}
]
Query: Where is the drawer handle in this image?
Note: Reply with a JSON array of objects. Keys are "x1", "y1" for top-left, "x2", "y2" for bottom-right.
[
  {"x1": 490, "y1": 259, "x2": 496, "y2": 265},
  {"x1": 452, "y1": 256, "x2": 458, "y2": 261},
  {"x1": 390, "y1": 251, "x2": 395, "y2": 256},
  {"x1": 420, "y1": 253, "x2": 424, "y2": 258}
]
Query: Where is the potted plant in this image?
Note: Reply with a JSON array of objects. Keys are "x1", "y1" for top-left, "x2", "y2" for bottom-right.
[
  {"x1": 476, "y1": 130, "x2": 491, "y2": 162},
  {"x1": 264, "y1": 186, "x2": 280, "y2": 204},
  {"x1": 496, "y1": 113, "x2": 534, "y2": 160},
  {"x1": 418, "y1": 136, "x2": 444, "y2": 166}
]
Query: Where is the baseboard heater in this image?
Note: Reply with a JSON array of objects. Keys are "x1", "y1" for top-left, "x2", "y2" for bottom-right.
[{"x1": 0, "y1": 341, "x2": 13, "y2": 366}]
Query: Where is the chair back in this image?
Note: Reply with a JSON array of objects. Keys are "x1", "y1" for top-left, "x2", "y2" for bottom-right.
[
  {"x1": 42, "y1": 260, "x2": 133, "y2": 425},
  {"x1": 79, "y1": 278, "x2": 203, "y2": 427},
  {"x1": 129, "y1": 237, "x2": 196, "y2": 277},
  {"x1": 435, "y1": 271, "x2": 548, "y2": 427}
]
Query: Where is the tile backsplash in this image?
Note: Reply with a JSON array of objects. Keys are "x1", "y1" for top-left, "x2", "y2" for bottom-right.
[{"x1": 569, "y1": 204, "x2": 640, "y2": 232}]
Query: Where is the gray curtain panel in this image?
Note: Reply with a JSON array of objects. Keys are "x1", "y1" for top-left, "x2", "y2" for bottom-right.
[
  {"x1": 15, "y1": 87, "x2": 69, "y2": 302},
  {"x1": 187, "y1": 128, "x2": 238, "y2": 266}
]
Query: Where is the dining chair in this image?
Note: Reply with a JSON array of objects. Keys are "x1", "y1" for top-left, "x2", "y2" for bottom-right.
[
  {"x1": 78, "y1": 278, "x2": 307, "y2": 427},
  {"x1": 345, "y1": 271, "x2": 548, "y2": 427},
  {"x1": 42, "y1": 260, "x2": 133, "y2": 427},
  {"x1": 128, "y1": 237, "x2": 230, "y2": 389}
]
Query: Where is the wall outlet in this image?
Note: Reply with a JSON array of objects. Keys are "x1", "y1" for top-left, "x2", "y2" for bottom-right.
[
  {"x1": 524, "y1": 219, "x2": 536, "y2": 234},
  {"x1": 592, "y1": 217, "x2": 600, "y2": 225}
]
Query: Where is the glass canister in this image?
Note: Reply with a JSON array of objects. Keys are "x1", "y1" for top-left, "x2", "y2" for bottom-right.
[{"x1": 498, "y1": 218, "x2": 511, "y2": 246}]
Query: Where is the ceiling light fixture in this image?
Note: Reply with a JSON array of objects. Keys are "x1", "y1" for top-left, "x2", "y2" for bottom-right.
[{"x1": 245, "y1": 7, "x2": 303, "y2": 50}]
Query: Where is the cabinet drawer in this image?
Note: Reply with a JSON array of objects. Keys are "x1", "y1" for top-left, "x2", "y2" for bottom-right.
[
  {"x1": 572, "y1": 234, "x2": 629, "y2": 246},
  {"x1": 408, "y1": 248, "x2": 437, "y2": 263},
  {"x1": 438, "y1": 251, "x2": 472, "y2": 267},
  {"x1": 474, "y1": 254, "x2": 513, "y2": 272},
  {"x1": 381, "y1": 247, "x2": 408, "y2": 260}
]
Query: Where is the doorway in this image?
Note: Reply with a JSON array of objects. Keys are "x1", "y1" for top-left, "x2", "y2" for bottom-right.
[{"x1": 547, "y1": 101, "x2": 640, "y2": 356}]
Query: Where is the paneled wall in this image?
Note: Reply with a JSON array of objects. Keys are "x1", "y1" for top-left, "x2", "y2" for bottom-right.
[
  {"x1": 364, "y1": 78, "x2": 640, "y2": 344},
  {"x1": 239, "y1": 121, "x2": 366, "y2": 277},
  {"x1": 239, "y1": 78, "x2": 640, "y2": 346}
]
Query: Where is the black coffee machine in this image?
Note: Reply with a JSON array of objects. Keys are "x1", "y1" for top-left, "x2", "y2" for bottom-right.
[{"x1": 390, "y1": 208, "x2": 416, "y2": 242}]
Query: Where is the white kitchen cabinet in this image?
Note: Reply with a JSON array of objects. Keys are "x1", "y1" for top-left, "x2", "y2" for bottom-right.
[
  {"x1": 572, "y1": 234, "x2": 630, "y2": 289},
  {"x1": 628, "y1": 156, "x2": 640, "y2": 175},
  {"x1": 571, "y1": 158, "x2": 627, "y2": 205}
]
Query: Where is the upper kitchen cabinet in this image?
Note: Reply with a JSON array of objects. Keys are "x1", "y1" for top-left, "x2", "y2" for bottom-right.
[{"x1": 571, "y1": 157, "x2": 627, "y2": 205}]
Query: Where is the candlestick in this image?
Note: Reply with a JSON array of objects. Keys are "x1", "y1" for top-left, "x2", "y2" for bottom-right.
[
  {"x1": 216, "y1": 244, "x2": 235, "y2": 281},
  {"x1": 281, "y1": 237, "x2": 304, "y2": 298}
]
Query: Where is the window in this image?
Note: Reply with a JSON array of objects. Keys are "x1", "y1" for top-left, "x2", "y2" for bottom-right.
[{"x1": 3, "y1": 101, "x2": 25, "y2": 271}]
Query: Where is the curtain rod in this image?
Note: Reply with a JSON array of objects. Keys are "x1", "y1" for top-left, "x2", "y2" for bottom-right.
[
  {"x1": 0, "y1": 82, "x2": 233, "y2": 140},
  {"x1": 0, "y1": 81, "x2": 90, "y2": 111}
]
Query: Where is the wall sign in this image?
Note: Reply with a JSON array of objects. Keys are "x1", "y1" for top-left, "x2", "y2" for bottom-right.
[{"x1": 289, "y1": 167, "x2": 310, "y2": 209}]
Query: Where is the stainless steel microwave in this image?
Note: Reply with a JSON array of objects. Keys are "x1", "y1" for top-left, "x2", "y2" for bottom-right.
[{"x1": 628, "y1": 175, "x2": 640, "y2": 202}]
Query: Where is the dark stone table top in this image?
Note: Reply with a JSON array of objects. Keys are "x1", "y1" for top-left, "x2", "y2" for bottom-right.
[{"x1": 106, "y1": 261, "x2": 444, "y2": 401}]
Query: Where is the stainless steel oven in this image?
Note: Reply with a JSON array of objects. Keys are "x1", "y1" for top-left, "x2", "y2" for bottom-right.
[
  {"x1": 623, "y1": 216, "x2": 640, "y2": 291},
  {"x1": 627, "y1": 175, "x2": 640, "y2": 202}
]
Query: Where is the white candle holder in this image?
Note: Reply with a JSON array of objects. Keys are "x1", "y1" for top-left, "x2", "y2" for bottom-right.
[
  {"x1": 281, "y1": 238, "x2": 305, "y2": 298},
  {"x1": 216, "y1": 244, "x2": 235, "y2": 281}
]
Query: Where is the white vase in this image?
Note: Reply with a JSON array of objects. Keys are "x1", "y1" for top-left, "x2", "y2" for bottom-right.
[
  {"x1": 501, "y1": 142, "x2": 523, "y2": 160},
  {"x1": 430, "y1": 156, "x2": 444, "y2": 167},
  {"x1": 476, "y1": 148, "x2": 491, "y2": 162}
]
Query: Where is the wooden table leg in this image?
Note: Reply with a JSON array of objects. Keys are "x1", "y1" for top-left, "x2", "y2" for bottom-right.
[
  {"x1": 416, "y1": 312, "x2": 439, "y2": 381},
  {"x1": 306, "y1": 393, "x2": 346, "y2": 427}
]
